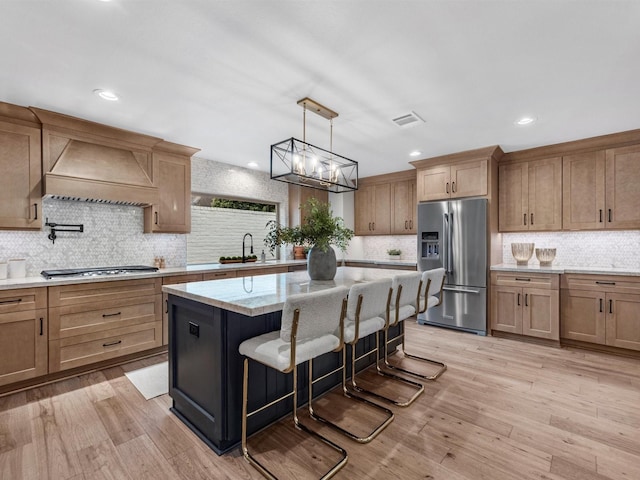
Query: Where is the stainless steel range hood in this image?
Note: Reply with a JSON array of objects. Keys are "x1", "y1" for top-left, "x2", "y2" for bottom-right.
[{"x1": 31, "y1": 107, "x2": 162, "y2": 206}]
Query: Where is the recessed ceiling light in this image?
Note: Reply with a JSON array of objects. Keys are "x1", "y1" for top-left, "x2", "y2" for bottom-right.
[
  {"x1": 515, "y1": 116, "x2": 537, "y2": 126},
  {"x1": 93, "y1": 89, "x2": 119, "y2": 101},
  {"x1": 409, "y1": 150, "x2": 422, "y2": 157},
  {"x1": 247, "y1": 162, "x2": 259, "y2": 169}
]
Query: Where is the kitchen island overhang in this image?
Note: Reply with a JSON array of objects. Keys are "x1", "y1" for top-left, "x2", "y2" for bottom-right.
[{"x1": 163, "y1": 267, "x2": 409, "y2": 455}]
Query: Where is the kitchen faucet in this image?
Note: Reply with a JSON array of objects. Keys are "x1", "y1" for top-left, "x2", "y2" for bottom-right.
[{"x1": 242, "y1": 233, "x2": 254, "y2": 263}]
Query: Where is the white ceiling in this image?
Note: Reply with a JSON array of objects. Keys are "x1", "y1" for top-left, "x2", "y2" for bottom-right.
[{"x1": 2, "y1": 1, "x2": 639, "y2": 178}]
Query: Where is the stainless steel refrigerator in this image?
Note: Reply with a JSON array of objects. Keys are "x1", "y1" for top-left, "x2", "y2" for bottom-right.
[{"x1": 416, "y1": 198, "x2": 487, "y2": 335}]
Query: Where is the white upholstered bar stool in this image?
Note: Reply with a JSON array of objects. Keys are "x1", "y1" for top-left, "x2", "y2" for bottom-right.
[
  {"x1": 344, "y1": 278, "x2": 424, "y2": 408},
  {"x1": 383, "y1": 271, "x2": 447, "y2": 381},
  {"x1": 309, "y1": 278, "x2": 395, "y2": 442},
  {"x1": 239, "y1": 286, "x2": 350, "y2": 480}
]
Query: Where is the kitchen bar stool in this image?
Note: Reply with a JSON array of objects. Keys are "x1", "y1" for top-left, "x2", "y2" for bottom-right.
[
  {"x1": 383, "y1": 271, "x2": 447, "y2": 381},
  {"x1": 309, "y1": 278, "x2": 395, "y2": 442},
  {"x1": 344, "y1": 278, "x2": 424, "y2": 408},
  {"x1": 239, "y1": 286, "x2": 350, "y2": 480}
]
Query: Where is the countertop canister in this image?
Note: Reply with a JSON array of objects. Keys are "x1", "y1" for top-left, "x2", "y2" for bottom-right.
[{"x1": 8, "y1": 259, "x2": 26, "y2": 279}]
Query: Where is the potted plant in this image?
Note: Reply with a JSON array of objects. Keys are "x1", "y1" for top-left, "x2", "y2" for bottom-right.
[
  {"x1": 265, "y1": 198, "x2": 354, "y2": 280},
  {"x1": 387, "y1": 249, "x2": 402, "y2": 260}
]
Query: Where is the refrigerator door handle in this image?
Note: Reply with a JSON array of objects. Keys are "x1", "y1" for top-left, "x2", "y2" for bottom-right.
[
  {"x1": 443, "y1": 213, "x2": 449, "y2": 273},
  {"x1": 448, "y1": 212, "x2": 454, "y2": 274},
  {"x1": 443, "y1": 286, "x2": 480, "y2": 294}
]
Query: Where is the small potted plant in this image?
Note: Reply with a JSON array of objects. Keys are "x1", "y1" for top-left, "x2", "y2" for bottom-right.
[{"x1": 387, "y1": 249, "x2": 402, "y2": 260}]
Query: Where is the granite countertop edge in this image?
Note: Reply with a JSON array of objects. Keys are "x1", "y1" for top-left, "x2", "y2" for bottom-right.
[{"x1": 490, "y1": 263, "x2": 640, "y2": 277}]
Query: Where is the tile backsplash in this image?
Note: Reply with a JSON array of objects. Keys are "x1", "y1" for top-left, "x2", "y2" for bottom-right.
[
  {"x1": 502, "y1": 231, "x2": 640, "y2": 269},
  {"x1": 0, "y1": 199, "x2": 185, "y2": 277}
]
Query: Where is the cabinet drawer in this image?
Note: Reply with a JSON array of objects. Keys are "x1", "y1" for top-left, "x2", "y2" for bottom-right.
[
  {"x1": 239, "y1": 266, "x2": 288, "y2": 277},
  {"x1": 203, "y1": 270, "x2": 237, "y2": 280},
  {"x1": 49, "y1": 321, "x2": 161, "y2": 372},
  {"x1": 163, "y1": 273, "x2": 203, "y2": 285},
  {"x1": 49, "y1": 278, "x2": 162, "y2": 308},
  {"x1": 0, "y1": 287, "x2": 47, "y2": 313},
  {"x1": 491, "y1": 272, "x2": 558, "y2": 289},
  {"x1": 561, "y1": 274, "x2": 640, "y2": 295},
  {"x1": 49, "y1": 294, "x2": 162, "y2": 340}
]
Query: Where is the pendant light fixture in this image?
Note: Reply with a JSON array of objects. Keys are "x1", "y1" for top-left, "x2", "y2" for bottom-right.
[{"x1": 270, "y1": 97, "x2": 358, "y2": 193}]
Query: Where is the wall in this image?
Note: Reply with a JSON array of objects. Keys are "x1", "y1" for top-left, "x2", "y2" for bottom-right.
[
  {"x1": 0, "y1": 199, "x2": 185, "y2": 277},
  {"x1": 188, "y1": 207, "x2": 276, "y2": 264},
  {"x1": 502, "y1": 231, "x2": 640, "y2": 268}
]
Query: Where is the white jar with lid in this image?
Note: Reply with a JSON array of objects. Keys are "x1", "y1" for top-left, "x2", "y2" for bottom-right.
[{"x1": 8, "y1": 259, "x2": 26, "y2": 278}]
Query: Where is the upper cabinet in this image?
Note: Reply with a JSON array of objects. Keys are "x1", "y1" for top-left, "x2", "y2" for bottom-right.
[
  {"x1": 354, "y1": 170, "x2": 416, "y2": 236},
  {"x1": 564, "y1": 146, "x2": 640, "y2": 230},
  {"x1": 411, "y1": 146, "x2": 502, "y2": 203},
  {"x1": 499, "y1": 157, "x2": 562, "y2": 232},
  {"x1": 288, "y1": 184, "x2": 328, "y2": 226},
  {"x1": 144, "y1": 141, "x2": 199, "y2": 233},
  {"x1": 0, "y1": 102, "x2": 42, "y2": 230}
]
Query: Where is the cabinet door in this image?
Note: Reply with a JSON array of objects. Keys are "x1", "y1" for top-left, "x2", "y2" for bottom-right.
[
  {"x1": 522, "y1": 287, "x2": 559, "y2": 340},
  {"x1": 605, "y1": 145, "x2": 640, "y2": 229},
  {"x1": 288, "y1": 184, "x2": 328, "y2": 226},
  {"x1": 145, "y1": 152, "x2": 191, "y2": 233},
  {"x1": 499, "y1": 162, "x2": 528, "y2": 232},
  {"x1": 0, "y1": 308, "x2": 48, "y2": 387},
  {"x1": 491, "y1": 285, "x2": 522, "y2": 334},
  {"x1": 528, "y1": 157, "x2": 562, "y2": 231},
  {"x1": 560, "y1": 289, "x2": 605, "y2": 344},
  {"x1": 354, "y1": 185, "x2": 375, "y2": 235},
  {"x1": 162, "y1": 273, "x2": 203, "y2": 345},
  {"x1": 562, "y1": 151, "x2": 605, "y2": 230},
  {"x1": 416, "y1": 165, "x2": 450, "y2": 201},
  {"x1": 606, "y1": 292, "x2": 640, "y2": 351},
  {"x1": 0, "y1": 120, "x2": 42, "y2": 230},
  {"x1": 391, "y1": 179, "x2": 416, "y2": 234},
  {"x1": 373, "y1": 183, "x2": 391, "y2": 234},
  {"x1": 450, "y1": 160, "x2": 487, "y2": 199}
]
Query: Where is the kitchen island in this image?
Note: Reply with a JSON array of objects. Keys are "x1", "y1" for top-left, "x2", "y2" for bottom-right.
[{"x1": 163, "y1": 267, "x2": 408, "y2": 454}]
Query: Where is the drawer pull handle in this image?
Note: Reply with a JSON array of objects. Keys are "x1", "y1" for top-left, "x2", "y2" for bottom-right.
[
  {"x1": 599, "y1": 298, "x2": 603, "y2": 313},
  {"x1": 214, "y1": 273, "x2": 227, "y2": 277},
  {"x1": 165, "y1": 299, "x2": 168, "y2": 314},
  {"x1": 452, "y1": 181, "x2": 456, "y2": 193},
  {"x1": 530, "y1": 213, "x2": 534, "y2": 225},
  {"x1": 34, "y1": 203, "x2": 38, "y2": 220},
  {"x1": 405, "y1": 220, "x2": 408, "y2": 230},
  {"x1": 0, "y1": 298, "x2": 22, "y2": 305},
  {"x1": 599, "y1": 209, "x2": 603, "y2": 223},
  {"x1": 525, "y1": 293, "x2": 529, "y2": 307},
  {"x1": 446, "y1": 182, "x2": 449, "y2": 194},
  {"x1": 102, "y1": 312, "x2": 122, "y2": 318},
  {"x1": 515, "y1": 278, "x2": 531, "y2": 282},
  {"x1": 103, "y1": 340, "x2": 122, "y2": 347},
  {"x1": 517, "y1": 293, "x2": 521, "y2": 306},
  {"x1": 608, "y1": 209, "x2": 612, "y2": 222},
  {"x1": 595, "y1": 281, "x2": 615, "y2": 285},
  {"x1": 609, "y1": 299, "x2": 613, "y2": 314},
  {"x1": 524, "y1": 213, "x2": 527, "y2": 226},
  {"x1": 40, "y1": 317, "x2": 43, "y2": 336}
]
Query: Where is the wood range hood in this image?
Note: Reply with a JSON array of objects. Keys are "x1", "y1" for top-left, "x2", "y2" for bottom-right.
[{"x1": 31, "y1": 107, "x2": 163, "y2": 206}]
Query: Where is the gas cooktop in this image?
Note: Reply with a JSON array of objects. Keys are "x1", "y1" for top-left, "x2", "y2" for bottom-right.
[{"x1": 41, "y1": 265, "x2": 159, "y2": 279}]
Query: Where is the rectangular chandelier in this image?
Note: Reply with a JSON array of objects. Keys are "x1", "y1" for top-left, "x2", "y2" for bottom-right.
[
  {"x1": 270, "y1": 137, "x2": 358, "y2": 193},
  {"x1": 270, "y1": 97, "x2": 358, "y2": 193}
]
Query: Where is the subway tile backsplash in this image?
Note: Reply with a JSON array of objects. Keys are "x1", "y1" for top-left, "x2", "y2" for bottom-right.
[
  {"x1": 502, "y1": 231, "x2": 640, "y2": 269},
  {"x1": 0, "y1": 199, "x2": 185, "y2": 277}
]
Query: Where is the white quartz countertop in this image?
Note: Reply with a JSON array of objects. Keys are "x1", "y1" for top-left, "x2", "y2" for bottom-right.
[
  {"x1": 490, "y1": 264, "x2": 640, "y2": 276},
  {"x1": 163, "y1": 266, "x2": 412, "y2": 316},
  {"x1": 0, "y1": 259, "x2": 308, "y2": 291},
  {"x1": 345, "y1": 258, "x2": 417, "y2": 267}
]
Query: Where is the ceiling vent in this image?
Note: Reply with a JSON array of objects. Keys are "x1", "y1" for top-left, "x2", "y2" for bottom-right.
[{"x1": 391, "y1": 111, "x2": 425, "y2": 128}]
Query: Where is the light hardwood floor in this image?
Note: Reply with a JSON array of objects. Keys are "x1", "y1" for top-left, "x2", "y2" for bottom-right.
[{"x1": 1, "y1": 322, "x2": 639, "y2": 480}]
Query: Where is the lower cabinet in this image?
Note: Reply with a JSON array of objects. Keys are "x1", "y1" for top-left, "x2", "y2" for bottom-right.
[
  {"x1": 48, "y1": 278, "x2": 162, "y2": 372},
  {"x1": 561, "y1": 274, "x2": 640, "y2": 351},
  {"x1": 0, "y1": 288, "x2": 48, "y2": 387},
  {"x1": 491, "y1": 272, "x2": 560, "y2": 340},
  {"x1": 162, "y1": 273, "x2": 204, "y2": 345}
]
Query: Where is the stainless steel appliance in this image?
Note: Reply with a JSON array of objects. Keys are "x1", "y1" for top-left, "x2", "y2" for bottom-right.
[
  {"x1": 41, "y1": 265, "x2": 158, "y2": 279},
  {"x1": 416, "y1": 198, "x2": 487, "y2": 335}
]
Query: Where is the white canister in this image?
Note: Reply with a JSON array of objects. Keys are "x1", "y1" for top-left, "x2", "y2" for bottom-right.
[
  {"x1": 8, "y1": 259, "x2": 26, "y2": 278},
  {"x1": 0, "y1": 263, "x2": 7, "y2": 280}
]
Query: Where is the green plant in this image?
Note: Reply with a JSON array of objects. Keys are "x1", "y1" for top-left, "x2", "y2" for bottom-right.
[
  {"x1": 264, "y1": 198, "x2": 354, "y2": 254},
  {"x1": 219, "y1": 256, "x2": 227, "y2": 261},
  {"x1": 387, "y1": 249, "x2": 402, "y2": 256}
]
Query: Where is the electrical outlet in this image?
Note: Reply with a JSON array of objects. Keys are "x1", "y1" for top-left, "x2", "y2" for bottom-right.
[{"x1": 189, "y1": 322, "x2": 199, "y2": 338}]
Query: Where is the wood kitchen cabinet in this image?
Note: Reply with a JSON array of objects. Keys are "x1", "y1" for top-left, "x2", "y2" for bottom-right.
[
  {"x1": 355, "y1": 182, "x2": 391, "y2": 235},
  {"x1": 288, "y1": 184, "x2": 328, "y2": 226},
  {"x1": 416, "y1": 160, "x2": 487, "y2": 202},
  {"x1": 491, "y1": 272, "x2": 559, "y2": 340},
  {"x1": 0, "y1": 103, "x2": 42, "y2": 230},
  {"x1": 391, "y1": 178, "x2": 417, "y2": 234},
  {"x1": 563, "y1": 145, "x2": 640, "y2": 230},
  {"x1": 144, "y1": 141, "x2": 199, "y2": 233},
  {"x1": 0, "y1": 288, "x2": 48, "y2": 387},
  {"x1": 48, "y1": 278, "x2": 162, "y2": 372},
  {"x1": 561, "y1": 274, "x2": 640, "y2": 351},
  {"x1": 499, "y1": 157, "x2": 562, "y2": 232}
]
